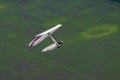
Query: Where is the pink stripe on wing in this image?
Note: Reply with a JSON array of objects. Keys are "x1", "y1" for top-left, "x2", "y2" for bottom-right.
[{"x1": 29, "y1": 36, "x2": 41, "y2": 46}]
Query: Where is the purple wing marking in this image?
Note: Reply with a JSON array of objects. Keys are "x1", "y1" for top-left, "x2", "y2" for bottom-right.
[{"x1": 29, "y1": 36, "x2": 41, "y2": 46}]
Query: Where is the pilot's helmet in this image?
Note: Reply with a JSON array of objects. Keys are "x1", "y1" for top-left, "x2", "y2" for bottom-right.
[
  {"x1": 61, "y1": 41, "x2": 63, "y2": 43},
  {"x1": 60, "y1": 41, "x2": 63, "y2": 44},
  {"x1": 58, "y1": 41, "x2": 63, "y2": 45}
]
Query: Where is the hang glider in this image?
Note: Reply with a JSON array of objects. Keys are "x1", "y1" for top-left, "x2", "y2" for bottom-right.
[{"x1": 28, "y1": 24, "x2": 63, "y2": 52}]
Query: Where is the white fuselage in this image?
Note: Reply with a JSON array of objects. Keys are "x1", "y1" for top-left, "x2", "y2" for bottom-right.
[{"x1": 28, "y1": 24, "x2": 62, "y2": 46}]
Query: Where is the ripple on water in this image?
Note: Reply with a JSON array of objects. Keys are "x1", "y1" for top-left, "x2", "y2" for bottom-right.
[
  {"x1": 75, "y1": 24, "x2": 119, "y2": 41},
  {"x1": 0, "y1": 4, "x2": 6, "y2": 10}
]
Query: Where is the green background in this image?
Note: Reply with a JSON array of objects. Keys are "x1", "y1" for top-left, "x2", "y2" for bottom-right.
[{"x1": 0, "y1": 0, "x2": 120, "y2": 80}]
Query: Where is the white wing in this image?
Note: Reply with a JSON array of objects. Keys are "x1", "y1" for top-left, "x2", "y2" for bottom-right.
[
  {"x1": 42, "y1": 43, "x2": 58, "y2": 52},
  {"x1": 28, "y1": 34, "x2": 48, "y2": 46},
  {"x1": 28, "y1": 24, "x2": 62, "y2": 46},
  {"x1": 35, "y1": 24, "x2": 62, "y2": 37}
]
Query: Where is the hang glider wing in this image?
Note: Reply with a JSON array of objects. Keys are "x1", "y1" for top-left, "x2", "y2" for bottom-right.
[
  {"x1": 28, "y1": 24, "x2": 62, "y2": 46},
  {"x1": 35, "y1": 24, "x2": 62, "y2": 37}
]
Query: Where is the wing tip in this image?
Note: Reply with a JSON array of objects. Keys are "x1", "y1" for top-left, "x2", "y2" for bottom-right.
[{"x1": 58, "y1": 24, "x2": 62, "y2": 26}]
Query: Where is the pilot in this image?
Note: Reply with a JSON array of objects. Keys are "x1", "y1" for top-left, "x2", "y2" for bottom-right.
[{"x1": 57, "y1": 41, "x2": 63, "y2": 48}]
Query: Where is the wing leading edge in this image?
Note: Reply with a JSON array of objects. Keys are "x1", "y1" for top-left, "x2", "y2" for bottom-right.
[{"x1": 28, "y1": 34, "x2": 48, "y2": 46}]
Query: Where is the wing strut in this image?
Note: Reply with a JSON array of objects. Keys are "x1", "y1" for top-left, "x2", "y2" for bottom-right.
[{"x1": 48, "y1": 34, "x2": 60, "y2": 46}]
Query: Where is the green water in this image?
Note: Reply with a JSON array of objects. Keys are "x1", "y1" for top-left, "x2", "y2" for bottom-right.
[{"x1": 0, "y1": 0, "x2": 120, "y2": 80}]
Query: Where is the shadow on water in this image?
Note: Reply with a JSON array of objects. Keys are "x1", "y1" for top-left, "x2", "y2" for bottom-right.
[{"x1": 110, "y1": 0, "x2": 120, "y2": 3}]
